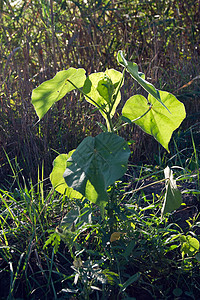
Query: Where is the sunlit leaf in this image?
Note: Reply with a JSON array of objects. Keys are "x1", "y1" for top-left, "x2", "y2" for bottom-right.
[
  {"x1": 180, "y1": 235, "x2": 199, "y2": 257},
  {"x1": 43, "y1": 231, "x2": 61, "y2": 253},
  {"x1": 32, "y1": 68, "x2": 86, "y2": 119},
  {"x1": 83, "y1": 69, "x2": 123, "y2": 122},
  {"x1": 122, "y1": 91, "x2": 186, "y2": 151},
  {"x1": 117, "y1": 50, "x2": 168, "y2": 109},
  {"x1": 97, "y1": 74, "x2": 114, "y2": 104},
  {"x1": 161, "y1": 166, "x2": 182, "y2": 217},
  {"x1": 50, "y1": 152, "x2": 83, "y2": 199}
]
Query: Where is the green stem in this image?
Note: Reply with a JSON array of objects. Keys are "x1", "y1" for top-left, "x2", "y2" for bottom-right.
[
  {"x1": 107, "y1": 185, "x2": 116, "y2": 233},
  {"x1": 106, "y1": 114, "x2": 114, "y2": 132}
]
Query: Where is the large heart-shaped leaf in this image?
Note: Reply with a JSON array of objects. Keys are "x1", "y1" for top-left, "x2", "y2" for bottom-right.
[
  {"x1": 32, "y1": 68, "x2": 86, "y2": 119},
  {"x1": 63, "y1": 132, "x2": 130, "y2": 207},
  {"x1": 117, "y1": 51, "x2": 169, "y2": 110},
  {"x1": 122, "y1": 91, "x2": 186, "y2": 151},
  {"x1": 50, "y1": 152, "x2": 83, "y2": 199},
  {"x1": 83, "y1": 69, "x2": 123, "y2": 121},
  {"x1": 161, "y1": 166, "x2": 182, "y2": 217}
]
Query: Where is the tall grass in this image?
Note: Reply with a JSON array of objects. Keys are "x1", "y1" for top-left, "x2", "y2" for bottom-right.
[
  {"x1": 1, "y1": 137, "x2": 200, "y2": 299},
  {"x1": 0, "y1": 0, "x2": 200, "y2": 186},
  {"x1": 0, "y1": 158, "x2": 71, "y2": 298}
]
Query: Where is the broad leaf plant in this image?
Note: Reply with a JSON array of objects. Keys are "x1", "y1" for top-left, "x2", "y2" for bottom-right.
[{"x1": 32, "y1": 51, "x2": 186, "y2": 218}]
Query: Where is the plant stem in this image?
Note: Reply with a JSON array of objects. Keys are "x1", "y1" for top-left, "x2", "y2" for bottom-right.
[
  {"x1": 106, "y1": 114, "x2": 113, "y2": 132},
  {"x1": 124, "y1": 177, "x2": 168, "y2": 195},
  {"x1": 50, "y1": 0, "x2": 57, "y2": 73},
  {"x1": 107, "y1": 185, "x2": 116, "y2": 233}
]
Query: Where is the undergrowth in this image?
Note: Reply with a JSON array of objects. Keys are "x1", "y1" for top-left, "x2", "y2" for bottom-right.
[{"x1": 1, "y1": 135, "x2": 200, "y2": 299}]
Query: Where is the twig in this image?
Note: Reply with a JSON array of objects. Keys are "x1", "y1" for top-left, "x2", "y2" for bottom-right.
[{"x1": 3, "y1": 46, "x2": 21, "y2": 81}]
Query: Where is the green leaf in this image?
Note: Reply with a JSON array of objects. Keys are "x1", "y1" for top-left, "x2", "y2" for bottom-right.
[
  {"x1": 122, "y1": 91, "x2": 186, "y2": 151},
  {"x1": 60, "y1": 206, "x2": 92, "y2": 229},
  {"x1": 173, "y1": 288, "x2": 183, "y2": 297},
  {"x1": 60, "y1": 207, "x2": 80, "y2": 229},
  {"x1": 63, "y1": 132, "x2": 130, "y2": 207},
  {"x1": 97, "y1": 74, "x2": 114, "y2": 104},
  {"x1": 83, "y1": 69, "x2": 123, "y2": 120},
  {"x1": 120, "y1": 272, "x2": 140, "y2": 292},
  {"x1": 117, "y1": 50, "x2": 167, "y2": 108},
  {"x1": 122, "y1": 240, "x2": 136, "y2": 260},
  {"x1": 50, "y1": 152, "x2": 83, "y2": 199},
  {"x1": 31, "y1": 68, "x2": 86, "y2": 119},
  {"x1": 161, "y1": 166, "x2": 182, "y2": 217},
  {"x1": 180, "y1": 235, "x2": 199, "y2": 257},
  {"x1": 43, "y1": 231, "x2": 61, "y2": 253}
]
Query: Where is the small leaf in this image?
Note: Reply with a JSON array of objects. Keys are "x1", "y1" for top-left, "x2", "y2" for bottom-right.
[
  {"x1": 97, "y1": 74, "x2": 114, "y2": 104},
  {"x1": 74, "y1": 273, "x2": 79, "y2": 285},
  {"x1": 173, "y1": 288, "x2": 183, "y2": 297},
  {"x1": 110, "y1": 232, "x2": 124, "y2": 242},
  {"x1": 43, "y1": 231, "x2": 61, "y2": 253},
  {"x1": 83, "y1": 69, "x2": 123, "y2": 121},
  {"x1": 130, "y1": 222, "x2": 135, "y2": 229},
  {"x1": 181, "y1": 235, "x2": 199, "y2": 257},
  {"x1": 161, "y1": 166, "x2": 182, "y2": 216},
  {"x1": 91, "y1": 286, "x2": 102, "y2": 291},
  {"x1": 32, "y1": 68, "x2": 86, "y2": 119},
  {"x1": 73, "y1": 257, "x2": 83, "y2": 268},
  {"x1": 195, "y1": 253, "x2": 200, "y2": 261},
  {"x1": 61, "y1": 288, "x2": 79, "y2": 294}
]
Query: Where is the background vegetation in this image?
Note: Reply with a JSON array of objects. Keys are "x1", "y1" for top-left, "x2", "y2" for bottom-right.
[
  {"x1": 1, "y1": 0, "x2": 200, "y2": 186},
  {"x1": 0, "y1": 0, "x2": 200, "y2": 299}
]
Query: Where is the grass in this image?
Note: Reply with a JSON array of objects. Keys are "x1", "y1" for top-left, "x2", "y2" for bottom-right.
[
  {"x1": 0, "y1": 166, "x2": 64, "y2": 298},
  {"x1": 1, "y1": 134, "x2": 200, "y2": 299}
]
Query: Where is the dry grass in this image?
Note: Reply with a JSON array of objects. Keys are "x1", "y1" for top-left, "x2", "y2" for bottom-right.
[{"x1": 0, "y1": 0, "x2": 200, "y2": 185}]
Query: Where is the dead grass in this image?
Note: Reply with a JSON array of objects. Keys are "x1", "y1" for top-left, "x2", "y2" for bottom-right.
[{"x1": 0, "y1": 0, "x2": 200, "y2": 185}]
